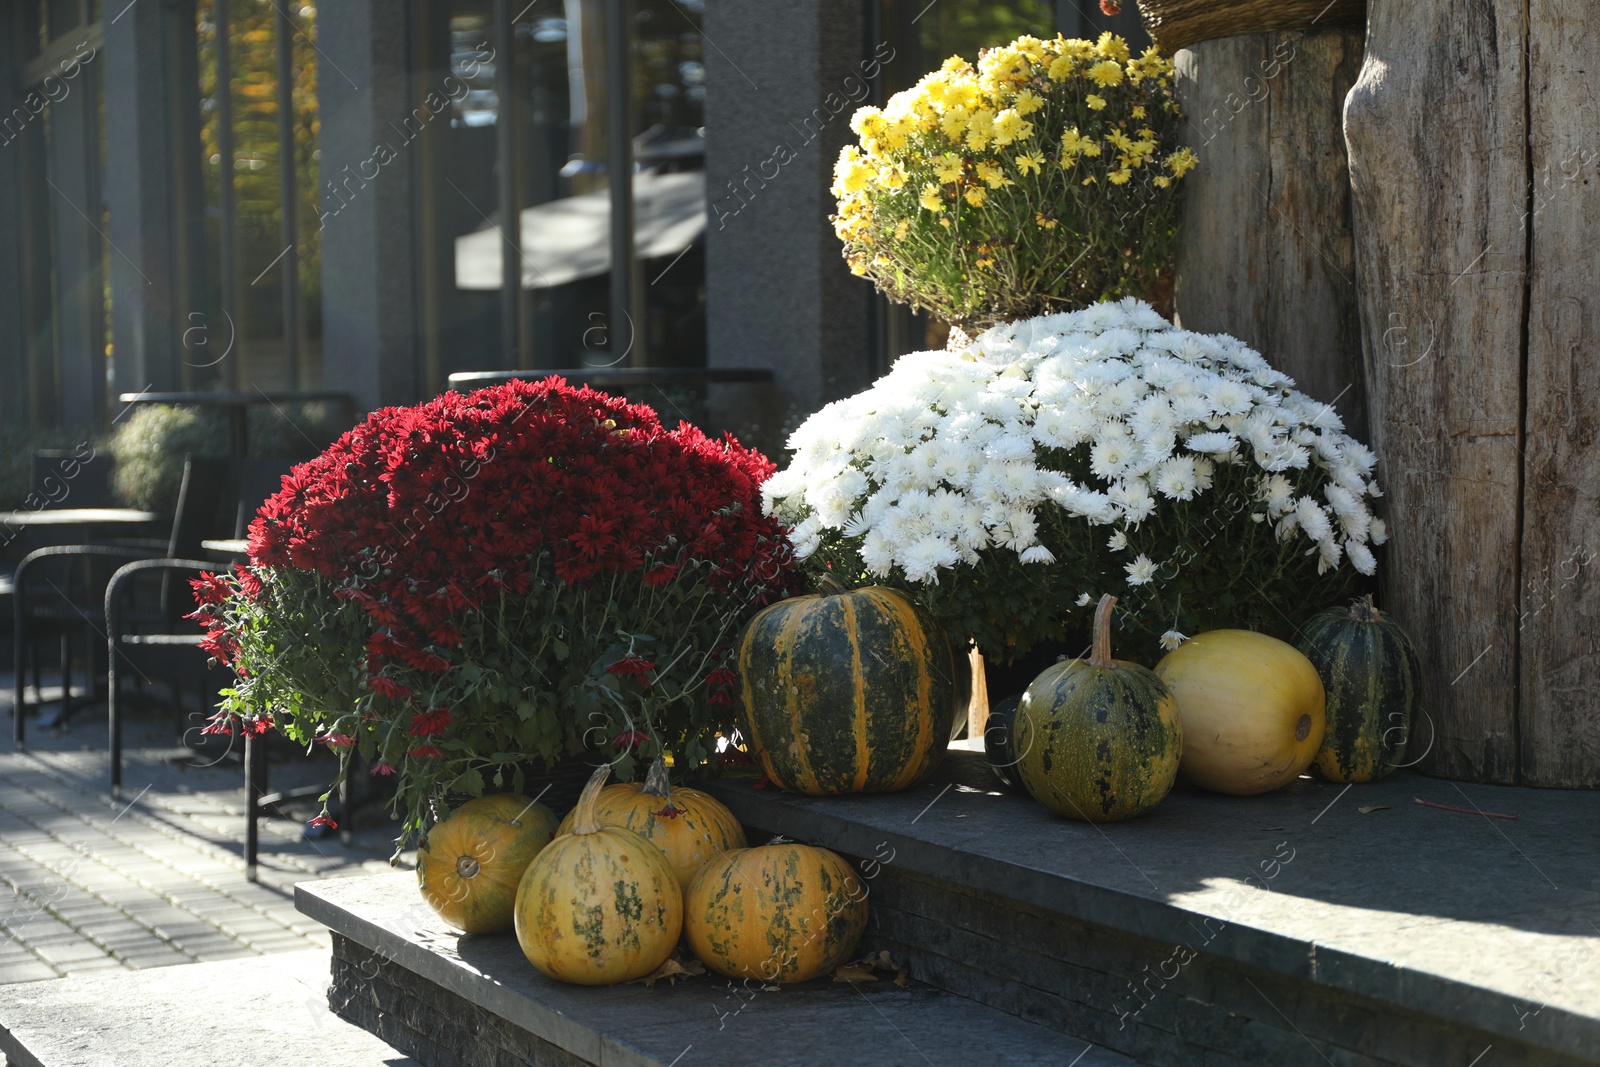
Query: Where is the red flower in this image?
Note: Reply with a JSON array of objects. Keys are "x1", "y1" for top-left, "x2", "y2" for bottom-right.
[
  {"x1": 309, "y1": 815, "x2": 338, "y2": 830},
  {"x1": 318, "y1": 732, "x2": 355, "y2": 748},
  {"x1": 370, "y1": 762, "x2": 396, "y2": 776},
  {"x1": 606, "y1": 656, "x2": 656, "y2": 684},
  {"x1": 409, "y1": 708, "x2": 452, "y2": 736},
  {"x1": 367, "y1": 675, "x2": 412, "y2": 700},
  {"x1": 1099, "y1": 0, "x2": 1121, "y2": 14},
  {"x1": 408, "y1": 745, "x2": 445, "y2": 759},
  {"x1": 705, "y1": 667, "x2": 738, "y2": 687},
  {"x1": 708, "y1": 690, "x2": 733, "y2": 707},
  {"x1": 612, "y1": 729, "x2": 651, "y2": 750}
]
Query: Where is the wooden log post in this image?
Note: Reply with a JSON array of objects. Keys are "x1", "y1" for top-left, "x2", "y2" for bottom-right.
[
  {"x1": 1346, "y1": 2, "x2": 1599, "y2": 786},
  {"x1": 1171, "y1": 31, "x2": 1367, "y2": 440}
]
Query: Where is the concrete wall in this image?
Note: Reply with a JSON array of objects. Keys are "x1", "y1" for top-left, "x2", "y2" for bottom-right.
[{"x1": 702, "y1": 0, "x2": 879, "y2": 453}]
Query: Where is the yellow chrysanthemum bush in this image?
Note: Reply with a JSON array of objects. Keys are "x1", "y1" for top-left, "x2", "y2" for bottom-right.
[{"x1": 832, "y1": 33, "x2": 1194, "y2": 329}]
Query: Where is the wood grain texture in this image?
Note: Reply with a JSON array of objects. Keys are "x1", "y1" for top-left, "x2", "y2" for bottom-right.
[
  {"x1": 1344, "y1": 1, "x2": 1528, "y2": 783},
  {"x1": 1519, "y1": 3, "x2": 1600, "y2": 787},
  {"x1": 1172, "y1": 31, "x2": 1367, "y2": 441}
]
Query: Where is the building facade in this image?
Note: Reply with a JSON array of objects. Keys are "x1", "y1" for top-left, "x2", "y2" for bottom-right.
[{"x1": 0, "y1": 0, "x2": 1144, "y2": 443}]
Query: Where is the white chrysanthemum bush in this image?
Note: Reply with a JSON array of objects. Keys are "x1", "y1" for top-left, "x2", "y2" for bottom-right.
[{"x1": 763, "y1": 298, "x2": 1384, "y2": 667}]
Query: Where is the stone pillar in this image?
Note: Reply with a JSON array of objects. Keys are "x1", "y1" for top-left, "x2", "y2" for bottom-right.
[
  {"x1": 103, "y1": 3, "x2": 192, "y2": 402},
  {"x1": 702, "y1": 0, "x2": 877, "y2": 452},
  {"x1": 317, "y1": 0, "x2": 423, "y2": 414},
  {"x1": 0, "y1": 14, "x2": 28, "y2": 426}
]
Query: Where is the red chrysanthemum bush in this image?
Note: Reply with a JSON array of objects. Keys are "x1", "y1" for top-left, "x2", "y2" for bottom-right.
[{"x1": 191, "y1": 379, "x2": 800, "y2": 847}]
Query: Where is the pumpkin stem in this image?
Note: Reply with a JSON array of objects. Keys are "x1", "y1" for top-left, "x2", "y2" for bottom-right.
[
  {"x1": 815, "y1": 572, "x2": 849, "y2": 597},
  {"x1": 570, "y1": 764, "x2": 612, "y2": 835},
  {"x1": 1349, "y1": 594, "x2": 1383, "y2": 623},
  {"x1": 1089, "y1": 594, "x2": 1119, "y2": 669},
  {"x1": 640, "y1": 756, "x2": 675, "y2": 799}
]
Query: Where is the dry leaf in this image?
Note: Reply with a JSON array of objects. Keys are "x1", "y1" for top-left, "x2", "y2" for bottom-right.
[
  {"x1": 629, "y1": 953, "x2": 705, "y2": 987},
  {"x1": 833, "y1": 964, "x2": 880, "y2": 983},
  {"x1": 1358, "y1": 805, "x2": 1390, "y2": 814}
]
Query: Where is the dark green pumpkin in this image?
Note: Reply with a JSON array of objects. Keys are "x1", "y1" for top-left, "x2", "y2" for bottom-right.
[
  {"x1": 1297, "y1": 595, "x2": 1420, "y2": 783},
  {"x1": 736, "y1": 577, "x2": 952, "y2": 795},
  {"x1": 1016, "y1": 596, "x2": 1182, "y2": 822},
  {"x1": 982, "y1": 694, "x2": 1028, "y2": 793}
]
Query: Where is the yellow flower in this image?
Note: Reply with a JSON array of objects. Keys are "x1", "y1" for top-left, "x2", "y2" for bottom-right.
[
  {"x1": 1057, "y1": 153, "x2": 1077, "y2": 170},
  {"x1": 934, "y1": 154, "x2": 964, "y2": 183},
  {"x1": 848, "y1": 256, "x2": 869, "y2": 276},
  {"x1": 894, "y1": 219, "x2": 910, "y2": 241},
  {"x1": 975, "y1": 160, "x2": 1011, "y2": 188},
  {"x1": 919, "y1": 184, "x2": 945, "y2": 212},
  {"x1": 1088, "y1": 60, "x2": 1124, "y2": 88},
  {"x1": 1132, "y1": 105, "x2": 1146, "y2": 119},
  {"x1": 1015, "y1": 152, "x2": 1044, "y2": 176},
  {"x1": 965, "y1": 109, "x2": 996, "y2": 151},
  {"x1": 1082, "y1": 174, "x2": 1097, "y2": 185},
  {"x1": 992, "y1": 108, "x2": 1033, "y2": 146},
  {"x1": 1106, "y1": 129, "x2": 1134, "y2": 153},
  {"x1": 1109, "y1": 168, "x2": 1132, "y2": 185},
  {"x1": 964, "y1": 186, "x2": 987, "y2": 207},
  {"x1": 831, "y1": 148, "x2": 872, "y2": 196},
  {"x1": 1047, "y1": 55, "x2": 1076, "y2": 81},
  {"x1": 1153, "y1": 175, "x2": 1171, "y2": 188},
  {"x1": 1082, "y1": 140, "x2": 1102, "y2": 158},
  {"x1": 941, "y1": 55, "x2": 971, "y2": 75},
  {"x1": 1015, "y1": 35, "x2": 1047, "y2": 63},
  {"x1": 877, "y1": 162, "x2": 909, "y2": 190},
  {"x1": 1095, "y1": 32, "x2": 1130, "y2": 63},
  {"x1": 1166, "y1": 146, "x2": 1199, "y2": 177},
  {"x1": 1130, "y1": 138, "x2": 1158, "y2": 164},
  {"x1": 975, "y1": 256, "x2": 994, "y2": 268},
  {"x1": 1035, "y1": 212, "x2": 1058, "y2": 230},
  {"x1": 940, "y1": 107, "x2": 971, "y2": 141},
  {"x1": 1014, "y1": 90, "x2": 1045, "y2": 116},
  {"x1": 1060, "y1": 127, "x2": 1089, "y2": 156},
  {"x1": 1086, "y1": 94, "x2": 1107, "y2": 111},
  {"x1": 939, "y1": 216, "x2": 953, "y2": 228}
]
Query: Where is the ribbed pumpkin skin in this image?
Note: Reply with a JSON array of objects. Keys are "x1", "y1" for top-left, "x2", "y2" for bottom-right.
[
  {"x1": 513, "y1": 825, "x2": 682, "y2": 985},
  {"x1": 685, "y1": 844, "x2": 867, "y2": 983},
  {"x1": 1156, "y1": 630, "x2": 1326, "y2": 796},
  {"x1": 1016, "y1": 660, "x2": 1182, "y2": 821},
  {"x1": 1298, "y1": 601, "x2": 1421, "y2": 783},
  {"x1": 737, "y1": 585, "x2": 952, "y2": 795},
  {"x1": 983, "y1": 694, "x2": 1028, "y2": 793},
  {"x1": 554, "y1": 778, "x2": 747, "y2": 890},
  {"x1": 417, "y1": 794, "x2": 558, "y2": 934}
]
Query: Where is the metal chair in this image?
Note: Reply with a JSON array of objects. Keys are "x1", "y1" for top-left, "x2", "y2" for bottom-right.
[{"x1": 10, "y1": 456, "x2": 229, "y2": 744}]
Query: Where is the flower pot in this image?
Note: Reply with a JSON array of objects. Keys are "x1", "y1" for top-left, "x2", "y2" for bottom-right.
[{"x1": 1138, "y1": 0, "x2": 1365, "y2": 55}]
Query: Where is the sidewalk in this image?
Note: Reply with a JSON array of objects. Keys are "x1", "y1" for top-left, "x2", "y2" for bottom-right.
[{"x1": 0, "y1": 669, "x2": 400, "y2": 984}]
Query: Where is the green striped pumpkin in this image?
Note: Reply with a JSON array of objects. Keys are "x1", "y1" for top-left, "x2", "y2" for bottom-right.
[
  {"x1": 1297, "y1": 595, "x2": 1421, "y2": 783},
  {"x1": 1016, "y1": 596, "x2": 1182, "y2": 822},
  {"x1": 736, "y1": 577, "x2": 952, "y2": 795}
]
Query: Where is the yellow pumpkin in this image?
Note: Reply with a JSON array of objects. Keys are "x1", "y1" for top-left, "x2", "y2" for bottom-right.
[
  {"x1": 416, "y1": 793, "x2": 558, "y2": 934},
  {"x1": 685, "y1": 841, "x2": 867, "y2": 984},
  {"x1": 514, "y1": 765, "x2": 682, "y2": 985},
  {"x1": 1155, "y1": 629, "x2": 1326, "y2": 796},
  {"x1": 554, "y1": 759, "x2": 746, "y2": 889}
]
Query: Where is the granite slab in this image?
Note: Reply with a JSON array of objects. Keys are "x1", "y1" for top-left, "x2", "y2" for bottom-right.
[
  {"x1": 0, "y1": 949, "x2": 415, "y2": 1067},
  {"x1": 296, "y1": 874, "x2": 1138, "y2": 1067},
  {"x1": 700, "y1": 752, "x2": 1600, "y2": 1062}
]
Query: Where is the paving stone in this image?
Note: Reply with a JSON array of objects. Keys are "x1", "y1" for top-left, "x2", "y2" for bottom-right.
[
  {"x1": 32, "y1": 941, "x2": 111, "y2": 966},
  {"x1": 0, "y1": 962, "x2": 56, "y2": 984}
]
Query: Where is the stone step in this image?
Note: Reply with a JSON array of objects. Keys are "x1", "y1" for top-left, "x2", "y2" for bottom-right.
[
  {"x1": 0, "y1": 949, "x2": 414, "y2": 1067},
  {"x1": 296, "y1": 874, "x2": 1139, "y2": 1067},
  {"x1": 700, "y1": 750, "x2": 1600, "y2": 1067}
]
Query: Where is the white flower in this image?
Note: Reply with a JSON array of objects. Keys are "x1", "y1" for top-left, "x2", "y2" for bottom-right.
[
  {"x1": 1369, "y1": 518, "x2": 1389, "y2": 545},
  {"x1": 993, "y1": 511, "x2": 1039, "y2": 551},
  {"x1": 1154, "y1": 456, "x2": 1200, "y2": 501},
  {"x1": 1316, "y1": 537, "x2": 1343, "y2": 574},
  {"x1": 1109, "y1": 480, "x2": 1156, "y2": 524},
  {"x1": 1294, "y1": 497, "x2": 1332, "y2": 542},
  {"x1": 1260, "y1": 474, "x2": 1295, "y2": 515},
  {"x1": 1159, "y1": 630, "x2": 1188, "y2": 651},
  {"x1": 1208, "y1": 379, "x2": 1254, "y2": 416},
  {"x1": 1186, "y1": 431, "x2": 1237, "y2": 454},
  {"x1": 1090, "y1": 429, "x2": 1135, "y2": 481},
  {"x1": 1346, "y1": 541, "x2": 1377, "y2": 575},
  {"x1": 1125, "y1": 554, "x2": 1158, "y2": 586},
  {"x1": 1019, "y1": 545, "x2": 1056, "y2": 565},
  {"x1": 1075, "y1": 592, "x2": 1093, "y2": 606},
  {"x1": 1107, "y1": 530, "x2": 1128, "y2": 552}
]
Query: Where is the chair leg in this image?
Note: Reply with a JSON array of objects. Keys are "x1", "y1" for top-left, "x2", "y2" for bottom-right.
[
  {"x1": 59, "y1": 632, "x2": 70, "y2": 708},
  {"x1": 245, "y1": 730, "x2": 264, "y2": 882},
  {"x1": 11, "y1": 634, "x2": 23, "y2": 748},
  {"x1": 108, "y1": 642, "x2": 122, "y2": 801}
]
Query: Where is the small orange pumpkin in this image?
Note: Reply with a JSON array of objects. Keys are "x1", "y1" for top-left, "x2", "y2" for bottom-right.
[
  {"x1": 555, "y1": 758, "x2": 746, "y2": 889},
  {"x1": 416, "y1": 793, "x2": 558, "y2": 934}
]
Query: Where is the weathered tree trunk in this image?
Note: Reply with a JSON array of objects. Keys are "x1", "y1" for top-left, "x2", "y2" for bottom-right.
[
  {"x1": 1172, "y1": 31, "x2": 1367, "y2": 441},
  {"x1": 1518, "y1": 2, "x2": 1600, "y2": 785},
  {"x1": 1344, "y1": 3, "x2": 1529, "y2": 783}
]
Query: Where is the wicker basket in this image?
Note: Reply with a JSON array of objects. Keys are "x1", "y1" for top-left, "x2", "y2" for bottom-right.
[{"x1": 1138, "y1": 0, "x2": 1365, "y2": 54}]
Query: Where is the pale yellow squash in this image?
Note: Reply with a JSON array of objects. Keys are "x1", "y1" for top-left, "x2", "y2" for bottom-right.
[{"x1": 1155, "y1": 629, "x2": 1326, "y2": 795}]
